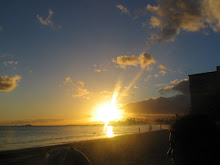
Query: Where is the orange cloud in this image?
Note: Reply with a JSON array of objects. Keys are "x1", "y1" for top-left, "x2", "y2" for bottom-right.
[
  {"x1": 0, "y1": 75, "x2": 21, "y2": 92},
  {"x1": 113, "y1": 52, "x2": 156, "y2": 69},
  {"x1": 158, "y1": 64, "x2": 167, "y2": 75},
  {"x1": 116, "y1": 4, "x2": 130, "y2": 15},
  {"x1": 37, "y1": 9, "x2": 61, "y2": 29}
]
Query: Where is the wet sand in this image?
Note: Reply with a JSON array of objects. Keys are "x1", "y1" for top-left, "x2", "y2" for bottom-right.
[{"x1": 0, "y1": 130, "x2": 172, "y2": 165}]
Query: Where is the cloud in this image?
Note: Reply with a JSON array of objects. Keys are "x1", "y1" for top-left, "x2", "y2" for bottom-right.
[
  {"x1": 113, "y1": 52, "x2": 156, "y2": 69},
  {"x1": 64, "y1": 76, "x2": 89, "y2": 99},
  {"x1": 64, "y1": 76, "x2": 85, "y2": 87},
  {"x1": 133, "y1": 85, "x2": 139, "y2": 89},
  {"x1": 154, "y1": 74, "x2": 159, "y2": 78},
  {"x1": 3, "y1": 61, "x2": 18, "y2": 66},
  {"x1": 170, "y1": 79, "x2": 179, "y2": 84},
  {"x1": 116, "y1": 4, "x2": 130, "y2": 15},
  {"x1": 0, "y1": 75, "x2": 21, "y2": 92},
  {"x1": 95, "y1": 69, "x2": 101, "y2": 72},
  {"x1": 99, "y1": 90, "x2": 114, "y2": 98},
  {"x1": 76, "y1": 81, "x2": 85, "y2": 87},
  {"x1": 144, "y1": 75, "x2": 152, "y2": 82},
  {"x1": 122, "y1": 92, "x2": 134, "y2": 97},
  {"x1": 64, "y1": 76, "x2": 72, "y2": 83},
  {"x1": 140, "y1": 53, "x2": 156, "y2": 67},
  {"x1": 158, "y1": 64, "x2": 167, "y2": 75},
  {"x1": 147, "y1": 0, "x2": 220, "y2": 42},
  {"x1": 0, "y1": 26, "x2": 3, "y2": 31},
  {"x1": 159, "y1": 78, "x2": 189, "y2": 95},
  {"x1": 113, "y1": 55, "x2": 139, "y2": 68},
  {"x1": 94, "y1": 69, "x2": 107, "y2": 72},
  {"x1": 72, "y1": 87, "x2": 90, "y2": 99},
  {"x1": 0, "y1": 53, "x2": 13, "y2": 59},
  {"x1": 93, "y1": 64, "x2": 107, "y2": 72},
  {"x1": 37, "y1": 9, "x2": 61, "y2": 29},
  {"x1": 154, "y1": 83, "x2": 167, "y2": 87}
]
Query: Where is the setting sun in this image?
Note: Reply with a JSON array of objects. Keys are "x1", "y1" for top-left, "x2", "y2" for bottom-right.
[{"x1": 95, "y1": 102, "x2": 123, "y2": 125}]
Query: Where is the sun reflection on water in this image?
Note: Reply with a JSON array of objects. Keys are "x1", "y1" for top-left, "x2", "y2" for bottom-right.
[{"x1": 105, "y1": 126, "x2": 114, "y2": 137}]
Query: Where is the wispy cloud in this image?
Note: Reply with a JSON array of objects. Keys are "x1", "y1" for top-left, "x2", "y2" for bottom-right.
[
  {"x1": 64, "y1": 76, "x2": 90, "y2": 99},
  {"x1": 170, "y1": 79, "x2": 179, "y2": 84},
  {"x1": 113, "y1": 52, "x2": 156, "y2": 69},
  {"x1": 0, "y1": 75, "x2": 21, "y2": 92},
  {"x1": 93, "y1": 64, "x2": 107, "y2": 72},
  {"x1": 93, "y1": 63, "x2": 108, "y2": 73},
  {"x1": 3, "y1": 61, "x2": 18, "y2": 66},
  {"x1": 37, "y1": 9, "x2": 61, "y2": 29},
  {"x1": 0, "y1": 53, "x2": 14, "y2": 59},
  {"x1": 72, "y1": 87, "x2": 90, "y2": 99},
  {"x1": 116, "y1": 4, "x2": 130, "y2": 15},
  {"x1": 64, "y1": 76, "x2": 85, "y2": 87},
  {"x1": 144, "y1": 75, "x2": 152, "y2": 82},
  {"x1": 133, "y1": 85, "x2": 139, "y2": 89},
  {"x1": 94, "y1": 69, "x2": 101, "y2": 72},
  {"x1": 158, "y1": 64, "x2": 167, "y2": 75},
  {"x1": 154, "y1": 83, "x2": 167, "y2": 87},
  {"x1": 99, "y1": 90, "x2": 114, "y2": 98}
]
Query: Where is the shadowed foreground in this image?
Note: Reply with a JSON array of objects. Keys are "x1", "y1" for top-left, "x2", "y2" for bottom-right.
[{"x1": 0, "y1": 130, "x2": 171, "y2": 165}]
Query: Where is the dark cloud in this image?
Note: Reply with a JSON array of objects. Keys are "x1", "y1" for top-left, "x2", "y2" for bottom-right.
[
  {"x1": 159, "y1": 79, "x2": 189, "y2": 95},
  {"x1": 0, "y1": 75, "x2": 21, "y2": 92},
  {"x1": 147, "y1": 0, "x2": 220, "y2": 42}
]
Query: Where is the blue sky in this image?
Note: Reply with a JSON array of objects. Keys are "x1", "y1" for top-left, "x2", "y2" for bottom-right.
[{"x1": 0, "y1": 0, "x2": 220, "y2": 125}]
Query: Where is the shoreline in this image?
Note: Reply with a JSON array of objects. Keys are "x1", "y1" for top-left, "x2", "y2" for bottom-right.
[{"x1": 0, "y1": 130, "x2": 172, "y2": 165}]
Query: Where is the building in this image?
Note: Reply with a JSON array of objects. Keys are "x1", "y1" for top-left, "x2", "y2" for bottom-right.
[{"x1": 189, "y1": 66, "x2": 220, "y2": 119}]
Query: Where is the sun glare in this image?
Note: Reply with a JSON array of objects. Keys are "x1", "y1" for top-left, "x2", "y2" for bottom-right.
[
  {"x1": 106, "y1": 126, "x2": 114, "y2": 137},
  {"x1": 95, "y1": 102, "x2": 122, "y2": 125},
  {"x1": 94, "y1": 90, "x2": 123, "y2": 126}
]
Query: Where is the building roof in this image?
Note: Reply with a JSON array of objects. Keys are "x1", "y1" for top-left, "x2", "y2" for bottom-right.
[{"x1": 189, "y1": 66, "x2": 220, "y2": 76}]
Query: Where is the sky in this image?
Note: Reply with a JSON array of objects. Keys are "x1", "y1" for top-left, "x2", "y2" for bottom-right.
[{"x1": 0, "y1": 0, "x2": 220, "y2": 125}]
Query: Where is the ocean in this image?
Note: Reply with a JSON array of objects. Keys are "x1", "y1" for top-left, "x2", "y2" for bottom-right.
[{"x1": 0, "y1": 124, "x2": 169, "y2": 151}]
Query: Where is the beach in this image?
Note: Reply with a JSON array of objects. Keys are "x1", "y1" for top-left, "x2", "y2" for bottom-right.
[{"x1": 0, "y1": 130, "x2": 172, "y2": 165}]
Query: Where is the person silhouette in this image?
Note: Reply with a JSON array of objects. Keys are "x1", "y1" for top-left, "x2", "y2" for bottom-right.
[
  {"x1": 167, "y1": 114, "x2": 220, "y2": 165},
  {"x1": 46, "y1": 147, "x2": 91, "y2": 165}
]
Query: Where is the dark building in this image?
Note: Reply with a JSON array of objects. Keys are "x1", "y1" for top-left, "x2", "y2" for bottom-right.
[{"x1": 189, "y1": 66, "x2": 220, "y2": 119}]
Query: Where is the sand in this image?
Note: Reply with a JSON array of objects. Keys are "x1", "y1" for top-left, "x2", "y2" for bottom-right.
[{"x1": 0, "y1": 130, "x2": 172, "y2": 165}]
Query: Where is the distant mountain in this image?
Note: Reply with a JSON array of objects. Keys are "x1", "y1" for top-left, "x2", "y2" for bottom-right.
[{"x1": 122, "y1": 94, "x2": 190, "y2": 115}]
